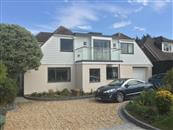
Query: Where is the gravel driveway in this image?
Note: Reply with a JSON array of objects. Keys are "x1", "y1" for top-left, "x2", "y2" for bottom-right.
[{"x1": 4, "y1": 99, "x2": 123, "y2": 130}]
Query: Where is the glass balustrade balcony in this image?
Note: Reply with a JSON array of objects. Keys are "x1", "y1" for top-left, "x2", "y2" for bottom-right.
[{"x1": 74, "y1": 47, "x2": 121, "y2": 61}]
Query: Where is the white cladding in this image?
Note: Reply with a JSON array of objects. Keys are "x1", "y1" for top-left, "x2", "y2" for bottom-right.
[{"x1": 40, "y1": 34, "x2": 152, "y2": 66}]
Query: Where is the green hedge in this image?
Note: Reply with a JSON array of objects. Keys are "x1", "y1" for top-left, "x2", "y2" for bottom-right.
[
  {"x1": 0, "y1": 114, "x2": 5, "y2": 130},
  {"x1": 0, "y1": 78, "x2": 17, "y2": 106}
]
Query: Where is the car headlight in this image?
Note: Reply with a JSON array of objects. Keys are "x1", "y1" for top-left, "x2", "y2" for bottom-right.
[{"x1": 104, "y1": 89, "x2": 116, "y2": 93}]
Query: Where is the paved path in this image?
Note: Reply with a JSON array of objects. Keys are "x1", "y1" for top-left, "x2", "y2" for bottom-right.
[
  {"x1": 100, "y1": 102, "x2": 146, "y2": 130},
  {"x1": 100, "y1": 123, "x2": 145, "y2": 130},
  {"x1": 14, "y1": 97, "x2": 32, "y2": 104}
]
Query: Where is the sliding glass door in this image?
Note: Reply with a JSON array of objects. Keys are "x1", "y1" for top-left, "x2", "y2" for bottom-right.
[{"x1": 93, "y1": 39, "x2": 111, "y2": 60}]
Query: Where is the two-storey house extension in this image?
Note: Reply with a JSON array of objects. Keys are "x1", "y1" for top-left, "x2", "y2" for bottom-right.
[
  {"x1": 141, "y1": 36, "x2": 173, "y2": 74},
  {"x1": 24, "y1": 26, "x2": 152, "y2": 94}
]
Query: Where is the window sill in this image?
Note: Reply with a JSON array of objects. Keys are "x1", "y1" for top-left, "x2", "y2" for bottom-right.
[
  {"x1": 121, "y1": 53, "x2": 134, "y2": 55},
  {"x1": 48, "y1": 81, "x2": 71, "y2": 83},
  {"x1": 89, "y1": 81, "x2": 100, "y2": 83}
]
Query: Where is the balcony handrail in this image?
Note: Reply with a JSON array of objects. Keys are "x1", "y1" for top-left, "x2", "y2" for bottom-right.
[{"x1": 74, "y1": 46, "x2": 121, "y2": 51}]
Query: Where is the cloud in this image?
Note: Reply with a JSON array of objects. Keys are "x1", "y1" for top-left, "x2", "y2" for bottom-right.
[
  {"x1": 35, "y1": 25, "x2": 54, "y2": 31},
  {"x1": 153, "y1": 0, "x2": 170, "y2": 11},
  {"x1": 77, "y1": 25, "x2": 92, "y2": 30},
  {"x1": 27, "y1": 28, "x2": 40, "y2": 35},
  {"x1": 134, "y1": 7, "x2": 143, "y2": 13},
  {"x1": 134, "y1": 26, "x2": 146, "y2": 32},
  {"x1": 53, "y1": 2, "x2": 142, "y2": 30},
  {"x1": 128, "y1": 0, "x2": 170, "y2": 11},
  {"x1": 128, "y1": 0, "x2": 149, "y2": 6},
  {"x1": 54, "y1": 3, "x2": 98, "y2": 29},
  {"x1": 31, "y1": 1, "x2": 145, "y2": 32},
  {"x1": 113, "y1": 21, "x2": 131, "y2": 29}
]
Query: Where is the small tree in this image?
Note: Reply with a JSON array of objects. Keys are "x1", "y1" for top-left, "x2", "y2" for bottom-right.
[
  {"x1": 0, "y1": 24, "x2": 43, "y2": 95},
  {"x1": 0, "y1": 64, "x2": 7, "y2": 83},
  {"x1": 164, "y1": 68, "x2": 173, "y2": 93},
  {"x1": 0, "y1": 24, "x2": 43, "y2": 77}
]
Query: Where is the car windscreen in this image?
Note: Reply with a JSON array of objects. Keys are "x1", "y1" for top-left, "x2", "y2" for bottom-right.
[{"x1": 109, "y1": 79, "x2": 126, "y2": 86}]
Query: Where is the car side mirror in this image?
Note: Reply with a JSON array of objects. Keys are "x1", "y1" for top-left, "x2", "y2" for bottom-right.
[{"x1": 125, "y1": 84, "x2": 129, "y2": 88}]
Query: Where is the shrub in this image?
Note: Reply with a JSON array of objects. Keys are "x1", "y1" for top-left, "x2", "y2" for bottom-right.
[
  {"x1": 47, "y1": 89, "x2": 54, "y2": 97},
  {"x1": 0, "y1": 64, "x2": 7, "y2": 84},
  {"x1": 164, "y1": 68, "x2": 173, "y2": 93},
  {"x1": 127, "y1": 102, "x2": 158, "y2": 122},
  {"x1": 60, "y1": 89, "x2": 71, "y2": 96},
  {"x1": 155, "y1": 90, "x2": 173, "y2": 114},
  {"x1": 71, "y1": 89, "x2": 81, "y2": 96},
  {"x1": 30, "y1": 92, "x2": 38, "y2": 97},
  {"x1": 0, "y1": 78, "x2": 17, "y2": 106},
  {"x1": 55, "y1": 90, "x2": 60, "y2": 95},
  {"x1": 134, "y1": 91, "x2": 156, "y2": 106}
]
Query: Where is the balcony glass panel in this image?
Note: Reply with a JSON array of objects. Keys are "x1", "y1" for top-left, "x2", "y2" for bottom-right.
[{"x1": 75, "y1": 47, "x2": 120, "y2": 61}]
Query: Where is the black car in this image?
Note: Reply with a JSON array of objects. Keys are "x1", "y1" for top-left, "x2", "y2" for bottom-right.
[
  {"x1": 95, "y1": 78, "x2": 153, "y2": 102},
  {"x1": 148, "y1": 73, "x2": 166, "y2": 89}
]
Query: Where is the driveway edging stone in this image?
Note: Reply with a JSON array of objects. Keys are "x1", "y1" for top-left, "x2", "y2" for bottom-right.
[{"x1": 24, "y1": 95, "x2": 94, "y2": 101}]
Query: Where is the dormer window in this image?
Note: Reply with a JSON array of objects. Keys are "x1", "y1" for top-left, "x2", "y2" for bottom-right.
[
  {"x1": 162, "y1": 42, "x2": 173, "y2": 53},
  {"x1": 121, "y1": 43, "x2": 134, "y2": 54},
  {"x1": 60, "y1": 39, "x2": 73, "y2": 52}
]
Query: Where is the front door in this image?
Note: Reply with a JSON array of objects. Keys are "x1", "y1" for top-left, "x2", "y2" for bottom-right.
[{"x1": 93, "y1": 39, "x2": 111, "y2": 60}]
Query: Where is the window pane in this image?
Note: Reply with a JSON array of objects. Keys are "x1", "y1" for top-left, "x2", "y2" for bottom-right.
[
  {"x1": 56, "y1": 68, "x2": 70, "y2": 82},
  {"x1": 90, "y1": 69, "x2": 100, "y2": 82},
  {"x1": 127, "y1": 80, "x2": 140, "y2": 86},
  {"x1": 48, "y1": 68, "x2": 56, "y2": 82},
  {"x1": 121, "y1": 43, "x2": 134, "y2": 54},
  {"x1": 121, "y1": 43, "x2": 128, "y2": 54},
  {"x1": 48, "y1": 68, "x2": 71, "y2": 82},
  {"x1": 128, "y1": 44, "x2": 133, "y2": 53},
  {"x1": 60, "y1": 39, "x2": 73, "y2": 52},
  {"x1": 164, "y1": 43, "x2": 172, "y2": 52},
  {"x1": 107, "y1": 67, "x2": 118, "y2": 80}
]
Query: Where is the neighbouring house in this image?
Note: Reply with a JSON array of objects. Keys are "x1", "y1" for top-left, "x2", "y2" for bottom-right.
[
  {"x1": 24, "y1": 26, "x2": 152, "y2": 95},
  {"x1": 140, "y1": 36, "x2": 173, "y2": 74}
]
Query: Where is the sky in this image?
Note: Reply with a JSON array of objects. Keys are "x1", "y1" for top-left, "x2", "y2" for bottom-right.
[{"x1": 1, "y1": 0, "x2": 173, "y2": 39}]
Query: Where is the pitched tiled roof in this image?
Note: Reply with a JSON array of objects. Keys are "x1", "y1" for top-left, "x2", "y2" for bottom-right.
[
  {"x1": 53, "y1": 26, "x2": 73, "y2": 35},
  {"x1": 36, "y1": 32, "x2": 52, "y2": 43},
  {"x1": 112, "y1": 33, "x2": 133, "y2": 40},
  {"x1": 143, "y1": 37, "x2": 173, "y2": 62},
  {"x1": 73, "y1": 32, "x2": 112, "y2": 37},
  {"x1": 35, "y1": 26, "x2": 134, "y2": 45}
]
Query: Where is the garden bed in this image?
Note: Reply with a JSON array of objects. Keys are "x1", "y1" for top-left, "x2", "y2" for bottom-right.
[
  {"x1": 25, "y1": 89, "x2": 94, "y2": 101},
  {"x1": 125, "y1": 90, "x2": 173, "y2": 130}
]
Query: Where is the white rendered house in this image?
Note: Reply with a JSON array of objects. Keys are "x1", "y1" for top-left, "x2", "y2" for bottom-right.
[{"x1": 24, "y1": 26, "x2": 152, "y2": 95}]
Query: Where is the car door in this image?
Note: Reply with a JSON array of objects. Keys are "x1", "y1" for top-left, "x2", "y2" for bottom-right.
[{"x1": 124, "y1": 80, "x2": 143, "y2": 96}]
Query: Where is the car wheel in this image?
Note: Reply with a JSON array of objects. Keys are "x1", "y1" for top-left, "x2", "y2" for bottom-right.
[{"x1": 116, "y1": 92, "x2": 124, "y2": 103}]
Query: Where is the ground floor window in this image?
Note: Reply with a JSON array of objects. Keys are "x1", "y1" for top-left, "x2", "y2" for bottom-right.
[
  {"x1": 106, "y1": 67, "x2": 118, "y2": 80},
  {"x1": 48, "y1": 67, "x2": 71, "y2": 82},
  {"x1": 89, "y1": 69, "x2": 100, "y2": 82}
]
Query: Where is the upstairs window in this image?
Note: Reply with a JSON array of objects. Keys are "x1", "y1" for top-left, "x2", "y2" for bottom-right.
[
  {"x1": 107, "y1": 67, "x2": 118, "y2": 80},
  {"x1": 121, "y1": 43, "x2": 134, "y2": 54},
  {"x1": 163, "y1": 43, "x2": 172, "y2": 52},
  {"x1": 60, "y1": 39, "x2": 73, "y2": 52},
  {"x1": 48, "y1": 67, "x2": 71, "y2": 82}
]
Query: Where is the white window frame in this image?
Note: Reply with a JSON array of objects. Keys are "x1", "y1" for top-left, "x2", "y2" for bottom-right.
[{"x1": 162, "y1": 42, "x2": 173, "y2": 53}]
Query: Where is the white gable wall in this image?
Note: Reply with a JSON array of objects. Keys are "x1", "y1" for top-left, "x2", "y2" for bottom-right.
[{"x1": 119, "y1": 39, "x2": 152, "y2": 66}]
